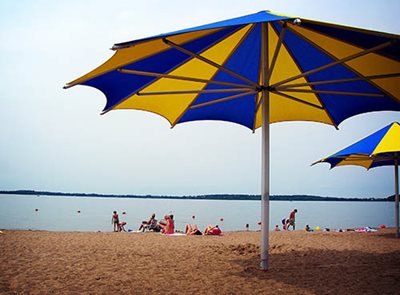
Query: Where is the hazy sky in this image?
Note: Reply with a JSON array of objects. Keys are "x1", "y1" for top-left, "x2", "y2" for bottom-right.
[{"x1": 0, "y1": 0, "x2": 399, "y2": 198}]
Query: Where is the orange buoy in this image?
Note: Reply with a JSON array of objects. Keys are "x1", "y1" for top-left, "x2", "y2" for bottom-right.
[{"x1": 380, "y1": 224, "x2": 386, "y2": 228}]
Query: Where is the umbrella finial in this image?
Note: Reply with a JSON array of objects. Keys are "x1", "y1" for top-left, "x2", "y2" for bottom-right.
[{"x1": 293, "y1": 18, "x2": 301, "y2": 26}]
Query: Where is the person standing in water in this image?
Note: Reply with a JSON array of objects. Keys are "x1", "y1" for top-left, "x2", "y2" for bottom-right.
[{"x1": 111, "y1": 211, "x2": 119, "y2": 232}]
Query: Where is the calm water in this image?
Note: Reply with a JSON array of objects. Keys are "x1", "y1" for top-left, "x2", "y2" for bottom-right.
[{"x1": 0, "y1": 194, "x2": 395, "y2": 232}]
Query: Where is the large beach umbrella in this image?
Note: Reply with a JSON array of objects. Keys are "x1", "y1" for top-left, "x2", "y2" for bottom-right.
[
  {"x1": 312, "y1": 122, "x2": 400, "y2": 238},
  {"x1": 65, "y1": 10, "x2": 400, "y2": 270}
]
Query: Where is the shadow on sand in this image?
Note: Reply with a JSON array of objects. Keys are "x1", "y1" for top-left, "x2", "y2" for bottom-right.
[{"x1": 226, "y1": 243, "x2": 400, "y2": 295}]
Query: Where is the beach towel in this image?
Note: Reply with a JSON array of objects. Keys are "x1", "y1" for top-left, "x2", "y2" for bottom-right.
[
  {"x1": 164, "y1": 233, "x2": 187, "y2": 236},
  {"x1": 355, "y1": 227, "x2": 377, "y2": 233},
  {"x1": 210, "y1": 228, "x2": 222, "y2": 235}
]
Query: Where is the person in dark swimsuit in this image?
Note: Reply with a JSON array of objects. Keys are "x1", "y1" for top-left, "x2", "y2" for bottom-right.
[{"x1": 111, "y1": 211, "x2": 119, "y2": 232}]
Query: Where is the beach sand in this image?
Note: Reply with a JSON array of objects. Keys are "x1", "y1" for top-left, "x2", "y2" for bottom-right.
[{"x1": 0, "y1": 229, "x2": 399, "y2": 294}]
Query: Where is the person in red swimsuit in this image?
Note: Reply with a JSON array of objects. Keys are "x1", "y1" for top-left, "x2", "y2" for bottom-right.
[
  {"x1": 288, "y1": 209, "x2": 298, "y2": 231},
  {"x1": 203, "y1": 225, "x2": 222, "y2": 235},
  {"x1": 159, "y1": 214, "x2": 175, "y2": 234}
]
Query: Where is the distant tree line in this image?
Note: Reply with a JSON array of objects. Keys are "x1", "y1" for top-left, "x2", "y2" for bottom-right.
[{"x1": 0, "y1": 190, "x2": 394, "y2": 202}]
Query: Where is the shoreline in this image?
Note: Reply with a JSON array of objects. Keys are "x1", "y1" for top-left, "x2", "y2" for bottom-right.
[
  {"x1": 0, "y1": 191, "x2": 393, "y2": 202},
  {"x1": 0, "y1": 227, "x2": 395, "y2": 236},
  {"x1": 1, "y1": 228, "x2": 399, "y2": 294}
]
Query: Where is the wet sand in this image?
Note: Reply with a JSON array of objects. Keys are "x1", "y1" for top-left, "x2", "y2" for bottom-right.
[{"x1": 0, "y1": 229, "x2": 399, "y2": 294}]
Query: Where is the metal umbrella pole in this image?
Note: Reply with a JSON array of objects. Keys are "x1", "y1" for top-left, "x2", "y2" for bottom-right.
[
  {"x1": 395, "y1": 156, "x2": 399, "y2": 238},
  {"x1": 260, "y1": 22, "x2": 270, "y2": 271}
]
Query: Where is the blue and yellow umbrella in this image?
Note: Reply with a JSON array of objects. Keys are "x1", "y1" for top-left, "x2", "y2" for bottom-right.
[
  {"x1": 313, "y1": 122, "x2": 400, "y2": 237},
  {"x1": 65, "y1": 11, "x2": 400, "y2": 269}
]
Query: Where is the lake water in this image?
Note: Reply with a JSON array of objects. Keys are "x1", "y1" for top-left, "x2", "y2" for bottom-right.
[{"x1": 0, "y1": 194, "x2": 395, "y2": 232}]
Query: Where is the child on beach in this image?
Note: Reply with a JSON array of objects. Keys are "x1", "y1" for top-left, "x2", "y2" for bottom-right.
[{"x1": 111, "y1": 211, "x2": 119, "y2": 232}]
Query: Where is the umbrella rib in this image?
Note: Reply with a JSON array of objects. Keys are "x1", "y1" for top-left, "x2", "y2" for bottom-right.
[
  {"x1": 117, "y1": 69, "x2": 253, "y2": 89},
  {"x1": 170, "y1": 25, "x2": 259, "y2": 129},
  {"x1": 276, "y1": 73, "x2": 400, "y2": 89},
  {"x1": 268, "y1": 21, "x2": 338, "y2": 129},
  {"x1": 170, "y1": 91, "x2": 256, "y2": 128},
  {"x1": 372, "y1": 157, "x2": 394, "y2": 162},
  {"x1": 163, "y1": 38, "x2": 260, "y2": 88},
  {"x1": 271, "y1": 91, "x2": 324, "y2": 110},
  {"x1": 332, "y1": 155, "x2": 370, "y2": 160},
  {"x1": 253, "y1": 23, "x2": 288, "y2": 130},
  {"x1": 254, "y1": 93, "x2": 262, "y2": 131},
  {"x1": 321, "y1": 155, "x2": 393, "y2": 161},
  {"x1": 277, "y1": 88, "x2": 385, "y2": 97},
  {"x1": 137, "y1": 88, "x2": 250, "y2": 96},
  {"x1": 188, "y1": 91, "x2": 256, "y2": 109},
  {"x1": 278, "y1": 25, "x2": 399, "y2": 102},
  {"x1": 265, "y1": 23, "x2": 287, "y2": 85},
  {"x1": 269, "y1": 40, "x2": 394, "y2": 89}
]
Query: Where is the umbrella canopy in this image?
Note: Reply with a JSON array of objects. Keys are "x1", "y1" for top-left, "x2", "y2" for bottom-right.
[
  {"x1": 312, "y1": 122, "x2": 400, "y2": 237},
  {"x1": 65, "y1": 10, "x2": 400, "y2": 269},
  {"x1": 65, "y1": 10, "x2": 400, "y2": 129},
  {"x1": 313, "y1": 122, "x2": 400, "y2": 169}
]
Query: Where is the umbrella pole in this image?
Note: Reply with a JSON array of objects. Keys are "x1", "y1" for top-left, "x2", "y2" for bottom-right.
[
  {"x1": 260, "y1": 90, "x2": 270, "y2": 270},
  {"x1": 260, "y1": 22, "x2": 270, "y2": 271},
  {"x1": 395, "y1": 157, "x2": 399, "y2": 238}
]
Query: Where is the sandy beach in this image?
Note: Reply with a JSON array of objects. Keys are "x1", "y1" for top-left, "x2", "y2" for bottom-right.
[{"x1": 0, "y1": 228, "x2": 399, "y2": 294}]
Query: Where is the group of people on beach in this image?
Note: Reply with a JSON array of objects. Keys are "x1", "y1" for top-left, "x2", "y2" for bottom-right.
[
  {"x1": 111, "y1": 211, "x2": 127, "y2": 232},
  {"x1": 137, "y1": 213, "x2": 175, "y2": 234},
  {"x1": 276, "y1": 209, "x2": 298, "y2": 231},
  {"x1": 112, "y1": 211, "x2": 222, "y2": 235},
  {"x1": 113, "y1": 209, "x2": 301, "y2": 233},
  {"x1": 138, "y1": 213, "x2": 222, "y2": 235}
]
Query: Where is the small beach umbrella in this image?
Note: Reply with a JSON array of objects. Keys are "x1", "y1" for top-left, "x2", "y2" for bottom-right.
[
  {"x1": 312, "y1": 122, "x2": 400, "y2": 237},
  {"x1": 65, "y1": 11, "x2": 400, "y2": 270}
]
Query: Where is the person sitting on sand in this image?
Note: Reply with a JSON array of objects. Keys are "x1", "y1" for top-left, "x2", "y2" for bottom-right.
[
  {"x1": 147, "y1": 218, "x2": 160, "y2": 232},
  {"x1": 305, "y1": 224, "x2": 313, "y2": 232},
  {"x1": 275, "y1": 225, "x2": 280, "y2": 231},
  {"x1": 203, "y1": 225, "x2": 222, "y2": 235},
  {"x1": 159, "y1": 214, "x2": 175, "y2": 234},
  {"x1": 118, "y1": 221, "x2": 127, "y2": 232},
  {"x1": 111, "y1": 211, "x2": 119, "y2": 232},
  {"x1": 158, "y1": 215, "x2": 167, "y2": 229},
  {"x1": 185, "y1": 224, "x2": 202, "y2": 235},
  {"x1": 138, "y1": 213, "x2": 156, "y2": 232}
]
